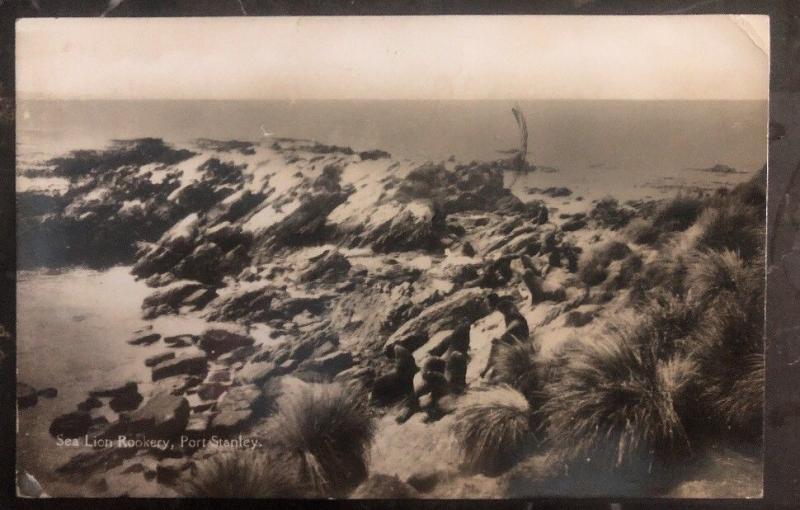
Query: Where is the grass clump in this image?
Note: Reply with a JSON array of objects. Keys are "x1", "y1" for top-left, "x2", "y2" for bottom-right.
[
  {"x1": 272, "y1": 382, "x2": 376, "y2": 497},
  {"x1": 624, "y1": 218, "x2": 661, "y2": 245},
  {"x1": 491, "y1": 339, "x2": 542, "y2": 402},
  {"x1": 452, "y1": 385, "x2": 539, "y2": 475},
  {"x1": 695, "y1": 202, "x2": 763, "y2": 261},
  {"x1": 578, "y1": 240, "x2": 632, "y2": 286},
  {"x1": 685, "y1": 249, "x2": 761, "y2": 307},
  {"x1": 178, "y1": 450, "x2": 304, "y2": 498},
  {"x1": 652, "y1": 194, "x2": 705, "y2": 232},
  {"x1": 542, "y1": 330, "x2": 691, "y2": 471},
  {"x1": 632, "y1": 292, "x2": 700, "y2": 359}
]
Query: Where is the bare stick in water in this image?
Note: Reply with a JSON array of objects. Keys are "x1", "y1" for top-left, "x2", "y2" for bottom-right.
[{"x1": 511, "y1": 104, "x2": 529, "y2": 172}]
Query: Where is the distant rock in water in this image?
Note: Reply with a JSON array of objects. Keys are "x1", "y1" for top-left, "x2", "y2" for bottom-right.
[
  {"x1": 526, "y1": 186, "x2": 572, "y2": 198},
  {"x1": 692, "y1": 164, "x2": 741, "y2": 174},
  {"x1": 17, "y1": 383, "x2": 38, "y2": 409}
]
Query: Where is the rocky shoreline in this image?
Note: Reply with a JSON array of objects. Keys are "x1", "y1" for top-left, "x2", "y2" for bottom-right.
[{"x1": 17, "y1": 137, "x2": 765, "y2": 498}]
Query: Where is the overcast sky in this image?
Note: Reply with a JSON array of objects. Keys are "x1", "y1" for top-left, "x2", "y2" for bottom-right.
[{"x1": 16, "y1": 15, "x2": 769, "y2": 101}]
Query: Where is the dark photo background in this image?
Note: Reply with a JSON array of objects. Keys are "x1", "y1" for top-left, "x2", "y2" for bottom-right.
[{"x1": 1, "y1": 1, "x2": 800, "y2": 508}]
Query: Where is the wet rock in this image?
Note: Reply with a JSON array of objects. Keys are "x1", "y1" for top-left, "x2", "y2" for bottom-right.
[
  {"x1": 141, "y1": 280, "x2": 214, "y2": 319},
  {"x1": 127, "y1": 333, "x2": 161, "y2": 346},
  {"x1": 164, "y1": 334, "x2": 198, "y2": 347},
  {"x1": 299, "y1": 250, "x2": 351, "y2": 283},
  {"x1": 153, "y1": 374, "x2": 204, "y2": 396},
  {"x1": 37, "y1": 387, "x2": 58, "y2": 399},
  {"x1": 145, "y1": 352, "x2": 176, "y2": 367},
  {"x1": 89, "y1": 381, "x2": 139, "y2": 399},
  {"x1": 109, "y1": 388, "x2": 144, "y2": 413},
  {"x1": 50, "y1": 411, "x2": 93, "y2": 438},
  {"x1": 17, "y1": 383, "x2": 38, "y2": 409},
  {"x1": 197, "y1": 383, "x2": 227, "y2": 401},
  {"x1": 198, "y1": 329, "x2": 255, "y2": 359},
  {"x1": 234, "y1": 361, "x2": 279, "y2": 385},
  {"x1": 151, "y1": 353, "x2": 208, "y2": 381},
  {"x1": 527, "y1": 186, "x2": 572, "y2": 198},
  {"x1": 267, "y1": 191, "x2": 349, "y2": 248},
  {"x1": 125, "y1": 392, "x2": 190, "y2": 438},
  {"x1": 368, "y1": 200, "x2": 445, "y2": 253},
  {"x1": 297, "y1": 351, "x2": 354, "y2": 380},
  {"x1": 211, "y1": 384, "x2": 267, "y2": 433},
  {"x1": 386, "y1": 287, "x2": 490, "y2": 354},
  {"x1": 217, "y1": 344, "x2": 260, "y2": 365},
  {"x1": 78, "y1": 397, "x2": 103, "y2": 412}
]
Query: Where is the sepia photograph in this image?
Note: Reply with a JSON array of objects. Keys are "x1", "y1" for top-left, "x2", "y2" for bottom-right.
[{"x1": 15, "y1": 15, "x2": 768, "y2": 498}]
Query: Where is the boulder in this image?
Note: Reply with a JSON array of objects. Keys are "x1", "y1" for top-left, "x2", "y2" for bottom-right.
[
  {"x1": 17, "y1": 383, "x2": 38, "y2": 409},
  {"x1": 78, "y1": 397, "x2": 103, "y2": 412},
  {"x1": 216, "y1": 344, "x2": 260, "y2": 365},
  {"x1": 297, "y1": 351, "x2": 354, "y2": 380},
  {"x1": 406, "y1": 469, "x2": 449, "y2": 493},
  {"x1": 153, "y1": 374, "x2": 204, "y2": 396},
  {"x1": 234, "y1": 361, "x2": 279, "y2": 385},
  {"x1": 145, "y1": 352, "x2": 175, "y2": 367},
  {"x1": 385, "y1": 287, "x2": 490, "y2": 354},
  {"x1": 299, "y1": 250, "x2": 351, "y2": 283},
  {"x1": 50, "y1": 411, "x2": 93, "y2": 438},
  {"x1": 151, "y1": 353, "x2": 207, "y2": 381},
  {"x1": 184, "y1": 414, "x2": 211, "y2": 437},
  {"x1": 164, "y1": 334, "x2": 198, "y2": 347},
  {"x1": 196, "y1": 382, "x2": 228, "y2": 401},
  {"x1": 198, "y1": 329, "x2": 255, "y2": 359},
  {"x1": 89, "y1": 381, "x2": 138, "y2": 399},
  {"x1": 109, "y1": 388, "x2": 144, "y2": 413},
  {"x1": 127, "y1": 333, "x2": 161, "y2": 346},
  {"x1": 125, "y1": 392, "x2": 190, "y2": 438},
  {"x1": 211, "y1": 384, "x2": 268, "y2": 433}
]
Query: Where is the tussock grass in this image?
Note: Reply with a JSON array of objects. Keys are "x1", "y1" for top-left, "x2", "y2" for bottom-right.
[
  {"x1": 633, "y1": 292, "x2": 700, "y2": 359},
  {"x1": 686, "y1": 249, "x2": 761, "y2": 307},
  {"x1": 452, "y1": 385, "x2": 539, "y2": 475},
  {"x1": 578, "y1": 240, "x2": 632, "y2": 286},
  {"x1": 652, "y1": 195, "x2": 705, "y2": 232},
  {"x1": 542, "y1": 330, "x2": 691, "y2": 471},
  {"x1": 178, "y1": 450, "x2": 304, "y2": 498},
  {"x1": 696, "y1": 202, "x2": 763, "y2": 261},
  {"x1": 273, "y1": 382, "x2": 376, "y2": 497},
  {"x1": 624, "y1": 218, "x2": 661, "y2": 245},
  {"x1": 688, "y1": 296, "x2": 764, "y2": 439},
  {"x1": 492, "y1": 339, "x2": 542, "y2": 401}
]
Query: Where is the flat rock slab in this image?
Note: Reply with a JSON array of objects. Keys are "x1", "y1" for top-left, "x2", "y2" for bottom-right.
[
  {"x1": 128, "y1": 333, "x2": 161, "y2": 346},
  {"x1": 234, "y1": 361, "x2": 279, "y2": 385},
  {"x1": 125, "y1": 392, "x2": 190, "y2": 438},
  {"x1": 152, "y1": 353, "x2": 208, "y2": 382},
  {"x1": 145, "y1": 352, "x2": 176, "y2": 367},
  {"x1": 164, "y1": 334, "x2": 198, "y2": 347},
  {"x1": 198, "y1": 329, "x2": 255, "y2": 359},
  {"x1": 49, "y1": 411, "x2": 92, "y2": 438},
  {"x1": 89, "y1": 382, "x2": 139, "y2": 399},
  {"x1": 298, "y1": 350, "x2": 354, "y2": 379}
]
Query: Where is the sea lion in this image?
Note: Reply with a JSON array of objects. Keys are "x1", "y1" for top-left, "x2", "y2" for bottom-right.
[
  {"x1": 397, "y1": 356, "x2": 450, "y2": 424},
  {"x1": 371, "y1": 345, "x2": 419, "y2": 408}
]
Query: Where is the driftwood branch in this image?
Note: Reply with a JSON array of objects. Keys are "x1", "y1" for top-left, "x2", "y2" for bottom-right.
[{"x1": 511, "y1": 104, "x2": 529, "y2": 172}]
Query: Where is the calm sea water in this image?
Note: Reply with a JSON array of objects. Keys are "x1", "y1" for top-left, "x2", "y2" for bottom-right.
[{"x1": 17, "y1": 99, "x2": 768, "y2": 199}]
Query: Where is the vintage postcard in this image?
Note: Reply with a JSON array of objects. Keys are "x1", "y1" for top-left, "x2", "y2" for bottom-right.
[{"x1": 15, "y1": 15, "x2": 768, "y2": 498}]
